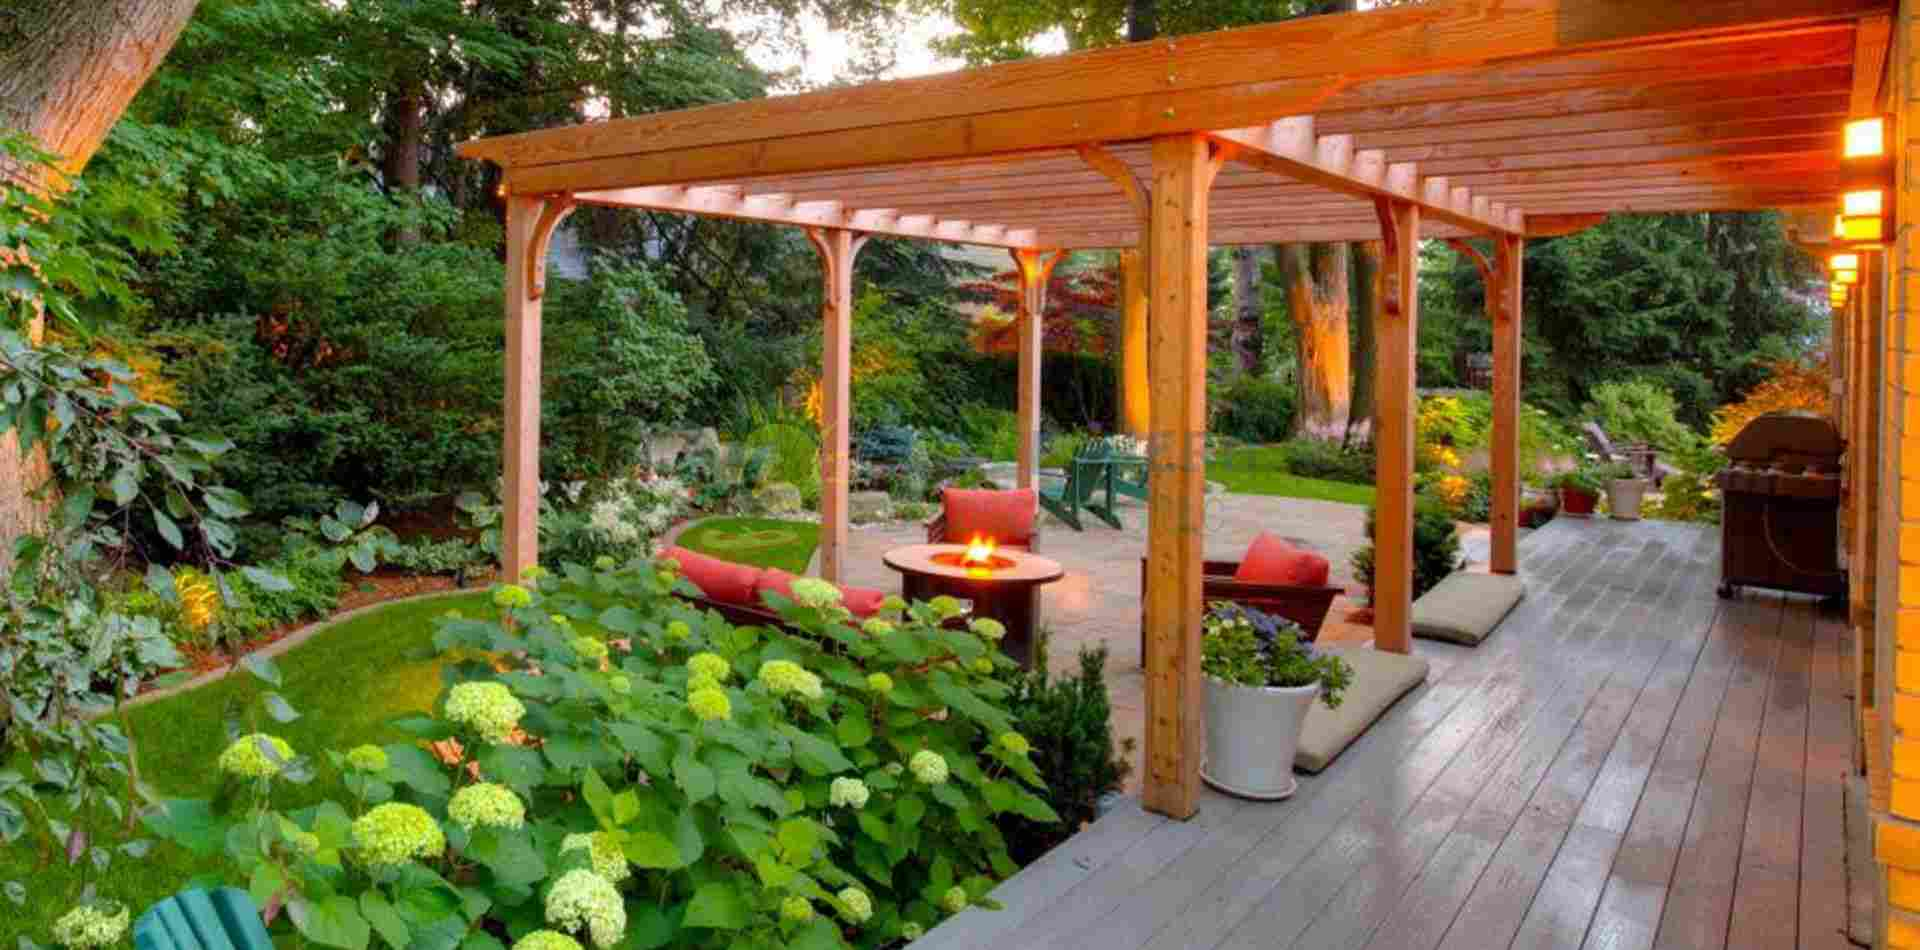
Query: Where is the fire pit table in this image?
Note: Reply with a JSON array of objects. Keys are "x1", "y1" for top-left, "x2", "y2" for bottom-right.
[{"x1": 882, "y1": 542, "x2": 1064, "y2": 667}]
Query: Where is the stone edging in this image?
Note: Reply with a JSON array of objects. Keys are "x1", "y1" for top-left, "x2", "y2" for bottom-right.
[{"x1": 125, "y1": 588, "x2": 478, "y2": 709}]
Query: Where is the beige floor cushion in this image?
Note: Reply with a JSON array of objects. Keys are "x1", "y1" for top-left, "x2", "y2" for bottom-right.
[
  {"x1": 1295, "y1": 647, "x2": 1431, "y2": 773},
  {"x1": 1411, "y1": 571, "x2": 1525, "y2": 645}
]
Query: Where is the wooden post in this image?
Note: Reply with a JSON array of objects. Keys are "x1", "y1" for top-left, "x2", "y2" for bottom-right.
[
  {"x1": 807, "y1": 228, "x2": 869, "y2": 584},
  {"x1": 1013, "y1": 248, "x2": 1064, "y2": 490},
  {"x1": 1118, "y1": 246, "x2": 1151, "y2": 438},
  {"x1": 1372, "y1": 197, "x2": 1420, "y2": 655},
  {"x1": 1142, "y1": 134, "x2": 1221, "y2": 820},
  {"x1": 501, "y1": 194, "x2": 573, "y2": 581},
  {"x1": 1489, "y1": 236, "x2": 1524, "y2": 575}
]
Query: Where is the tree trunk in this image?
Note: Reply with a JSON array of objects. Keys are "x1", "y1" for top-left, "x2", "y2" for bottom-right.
[
  {"x1": 1127, "y1": 0, "x2": 1157, "y2": 42},
  {"x1": 0, "y1": 0, "x2": 199, "y2": 567},
  {"x1": 1346, "y1": 240, "x2": 1382, "y2": 448},
  {"x1": 382, "y1": 77, "x2": 426, "y2": 243},
  {"x1": 1276, "y1": 243, "x2": 1352, "y2": 439},
  {"x1": 1231, "y1": 246, "x2": 1263, "y2": 375}
]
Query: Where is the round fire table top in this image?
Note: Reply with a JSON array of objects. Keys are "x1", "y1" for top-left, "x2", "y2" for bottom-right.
[{"x1": 882, "y1": 543, "x2": 1065, "y2": 585}]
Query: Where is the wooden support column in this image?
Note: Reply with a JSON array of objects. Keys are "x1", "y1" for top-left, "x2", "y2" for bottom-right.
[
  {"x1": 1372, "y1": 197, "x2": 1420, "y2": 655},
  {"x1": 807, "y1": 227, "x2": 869, "y2": 583},
  {"x1": 1142, "y1": 134, "x2": 1222, "y2": 819},
  {"x1": 1013, "y1": 248, "x2": 1065, "y2": 490},
  {"x1": 1118, "y1": 247, "x2": 1151, "y2": 438},
  {"x1": 1490, "y1": 236, "x2": 1524, "y2": 575},
  {"x1": 501, "y1": 194, "x2": 573, "y2": 581}
]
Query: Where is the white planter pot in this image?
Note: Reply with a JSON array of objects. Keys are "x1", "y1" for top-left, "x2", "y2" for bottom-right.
[
  {"x1": 1202, "y1": 677, "x2": 1319, "y2": 800},
  {"x1": 1608, "y1": 478, "x2": 1648, "y2": 521}
]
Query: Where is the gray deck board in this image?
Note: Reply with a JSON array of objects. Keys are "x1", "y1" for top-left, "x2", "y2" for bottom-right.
[{"x1": 913, "y1": 518, "x2": 1855, "y2": 950}]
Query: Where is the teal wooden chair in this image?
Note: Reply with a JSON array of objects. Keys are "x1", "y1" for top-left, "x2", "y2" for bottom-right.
[
  {"x1": 134, "y1": 888, "x2": 273, "y2": 950},
  {"x1": 1104, "y1": 440, "x2": 1149, "y2": 503},
  {"x1": 1039, "y1": 439, "x2": 1122, "y2": 531}
]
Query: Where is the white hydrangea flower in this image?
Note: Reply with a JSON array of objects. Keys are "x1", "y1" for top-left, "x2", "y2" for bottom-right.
[
  {"x1": 546, "y1": 869, "x2": 626, "y2": 948},
  {"x1": 789, "y1": 577, "x2": 844, "y2": 609},
  {"x1": 838, "y1": 888, "x2": 873, "y2": 923},
  {"x1": 561, "y1": 831, "x2": 631, "y2": 883},
  {"x1": 448, "y1": 783, "x2": 525, "y2": 831},
  {"x1": 829, "y1": 776, "x2": 870, "y2": 809},
  {"x1": 910, "y1": 750, "x2": 949, "y2": 785},
  {"x1": 51, "y1": 902, "x2": 129, "y2": 949},
  {"x1": 445, "y1": 681, "x2": 525, "y2": 743}
]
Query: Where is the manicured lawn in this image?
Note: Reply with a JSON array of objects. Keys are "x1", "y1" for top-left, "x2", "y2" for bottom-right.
[
  {"x1": 1211, "y1": 445, "x2": 1377, "y2": 506},
  {"x1": 0, "y1": 591, "x2": 489, "y2": 947},
  {"x1": 676, "y1": 515, "x2": 821, "y2": 572}
]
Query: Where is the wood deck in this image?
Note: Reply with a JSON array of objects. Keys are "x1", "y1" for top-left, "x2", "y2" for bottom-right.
[{"x1": 919, "y1": 517, "x2": 1858, "y2": 950}]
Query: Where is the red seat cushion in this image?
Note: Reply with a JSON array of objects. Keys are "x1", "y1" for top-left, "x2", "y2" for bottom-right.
[
  {"x1": 753, "y1": 568, "x2": 799, "y2": 607},
  {"x1": 1234, "y1": 533, "x2": 1331, "y2": 588},
  {"x1": 663, "y1": 546, "x2": 760, "y2": 605},
  {"x1": 840, "y1": 585, "x2": 886, "y2": 618},
  {"x1": 942, "y1": 488, "x2": 1037, "y2": 546}
]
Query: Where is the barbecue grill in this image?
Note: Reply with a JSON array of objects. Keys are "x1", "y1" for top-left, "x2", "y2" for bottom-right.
[{"x1": 1712, "y1": 412, "x2": 1845, "y2": 600}]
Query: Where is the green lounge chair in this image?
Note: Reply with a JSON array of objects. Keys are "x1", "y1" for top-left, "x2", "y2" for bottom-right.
[
  {"x1": 134, "y1": 888, "x2": 273, "y2": 950},
  {"x1": 1104, "y1": 440, "x2": 1149, "y2": 502},
  {"x1": 1039, "y1": 439, "x2": 1122, "y2": 531}
]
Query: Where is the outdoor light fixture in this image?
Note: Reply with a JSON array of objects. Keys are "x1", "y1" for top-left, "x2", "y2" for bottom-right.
[
  {"x1": 1845, "y1": 117, "x2": 1888, "y2": 159},
  {"x1": 1837, "y1": 116, "x2": 1894, "y2": 248},
  {"x1": 1831, "y1": 252, "x2": 1861, "y2": 286}
]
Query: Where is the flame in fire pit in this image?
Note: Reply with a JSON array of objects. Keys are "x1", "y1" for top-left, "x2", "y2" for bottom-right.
[{"x1": 963, "y1": 534, "x2": 997, "y2": 566}]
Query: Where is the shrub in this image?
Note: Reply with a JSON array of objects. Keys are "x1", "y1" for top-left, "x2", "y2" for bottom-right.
[
  {"x1": 1708, "y1": 358, "x2": 1830, "y2": 445},
  {"x1": 1648, "y1": 441, "x2": 1728, "y2": 524},
  {"x1": 963, "y1": 407, "x2": 1021, "y2": 462},
  {"x1": 1584, "y1": 379, "x2": 1696, "y2": 453},
  {"x1": 1352, "y1": 499, "x2": 1463, "y2": 603},
  {"x1": 232, "y1": 547, "x2": 346, "y2": 625},
  {"x1": 1277, "y1": 438, "x2": 1374, "y2": 484},
  {"x1": 745, "y1": 422, "x2": 822, "y2": 504},
  {"x1": 1213, "y1": 376, "x2": 1296, "y2": 443},
  {"x1": 386, "y1": 537, "x2": 486, "y2": 575},
  {"x1": 998, "y1": 644, "x2": 1131, "y2": 864},
  {"x1": 148, "y1": 562, "x2": 1057, "y2": 948},
  {"x1": 1040, "y1": 431, "x2": 1092, "y2": 468}
]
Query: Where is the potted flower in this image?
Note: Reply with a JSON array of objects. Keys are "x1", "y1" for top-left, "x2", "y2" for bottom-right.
[
  {"x1": 1200, "y1": 603, "x2": 1354, "y2": 800},
  {"x1": 1550, "y1": 466, "x2": 1603, "y2": 517},
  {"x1": 1603, "y1": 461, "x2": 1648, "y2": 521}
]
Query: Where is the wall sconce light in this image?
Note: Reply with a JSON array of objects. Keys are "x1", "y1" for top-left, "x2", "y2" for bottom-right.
[
  {"x1": 1845, "y1": 117, "x2": 1888, "y2": 159},
  {"x1": 1837, "y1": 116, "x2": 1893, "y2": 247},
  {"x1": 1830, "y1": 252, "x2": 1860, "y2": 286}
]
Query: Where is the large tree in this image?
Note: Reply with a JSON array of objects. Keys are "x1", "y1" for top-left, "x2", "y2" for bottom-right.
[
  {"x1": 1, "y1": 0, "x2": 201, "y2": 562},
  {"x1": 1275, "y1": 243, "x2": 1351, "y2": 437}
]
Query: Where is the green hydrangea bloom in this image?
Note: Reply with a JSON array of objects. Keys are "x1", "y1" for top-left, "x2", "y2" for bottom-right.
[
  {"x1": 758, "y1": 659, "x2": 823, "y2": 700},
  {"x1": 941, "y1": 886, "x2": 969, "y2": 913},
  {"x1": 861, "y1": 619, "x2": 894, "y2": 636},
  {"x1": 789, "y1": 578, "x2": 843, "y2": 609},
  {"x1": 218, "y1": 733, "x2": 293, "y2": 779},
  {"x1": 687, "y1": 652, "x2": 731, "y2": 682},
  {"x1": 592, "y1": 555, "x2": 617, "y2": 571},
  {"x1": 546, "y1": 869, "x2": 627, "y2": 948},
  {"x1": 999, "y1": 732, "x2": 1032, "y2": 756},
  {"x1": 838, "y1": 888, "x2": 873, "y2": 923},
  {"x1": 829, "y1": 776, "x2": 870, "y2": 809},
  {"x1": 688, "y1": 687, "x2": 731, "y2": 722},
  {"x1": 866, "y1": 672, "x2": 894, "y2": 694},
  {"x1": 666, "y1": 620, "x2": 692, "y2": 641},
  {"x1": 522, "y1": 565, "x2": 551, "y2": 581},
  {"x1": 910, "y1": 750, "x2": 949, "y2": 785},
  {"x1": 881, "y1": 594, "x2": 908, "y2": 614},
  {"x1": 928, "y1": 595, "x2": 964, "y2": 619},
  {"x1": 514, "y1": 931, "x2": 584, "y2": 950},
  {"x1": 781, "y1": 896, "x2": 814, "y2": 922},
  {"x1": 570, "y1": 636, "x2": 609, "y2": 663},
  {"x1": 353, "y1": 803, "x2": 445, "y2": 866},
  {"x1": 492, "y1": 584, "x2": 533, "y2": 609},
  {"x1": 445, "y1": 681, "x2": 525, "y2": 743},
  {"x1": 687, "y1": 671, "x2": 721, "y2": 692},
  {"x1": 658, "y1": 557, "x2": 681, "y2": 575},
  {"x1": 549, "y1": 614, "x2": 573, "y2": 628},
  {"x1": 345, "y1": 744, "x2": 389, "y2": 772},
  {"x1": 288, "y1": 830, "x2": 321, "y2": 856},
  {"x1": 969, "y1": 617, "x2": 1007, "y2": 641},
  {"x1": 50, "y1": 902, "x2": 128, "y2": 949},
  {"x1": 561, "y1": 831, "x2": 632, "y2": 882},
  {"x1": 608, "y1": 674, "x2": 631, "y2": 695},
  {"x1": 902, "y1": 922, "x2": 925, "y2": 940},
  {"x1": 971, "y1": 657, "x2": 994, "y2": 674},
  {"x1": 449, "y1": 783, "x2": 525, "y2": 830}
]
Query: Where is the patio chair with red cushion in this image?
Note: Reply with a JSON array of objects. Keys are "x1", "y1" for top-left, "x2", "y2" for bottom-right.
[
  {"x1": 1137, "y1": 532, "x2": 1343, "y2": 665},
  {"x1": 926, "y1": 487, "x2": 1041, "y2": 552},
  {"x1": 661, "y1": 546, "x2": 886, "y2": 629}
]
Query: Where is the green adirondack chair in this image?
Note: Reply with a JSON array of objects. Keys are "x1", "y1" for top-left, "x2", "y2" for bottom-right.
[
  {"x1": 1039, "y1": 438, "x2": 1122, "y2": 531},
  {"x1": 134, "y1": 888, "x2": 274, "y2": 950},
  {"x1": 1105, "y1": 440, "x2": 1149, "y2": 503}
]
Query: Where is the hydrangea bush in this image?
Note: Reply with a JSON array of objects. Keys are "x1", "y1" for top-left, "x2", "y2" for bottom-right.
[{"x1": 147, "y1": 558, "x2": 1056, "y2": 948}]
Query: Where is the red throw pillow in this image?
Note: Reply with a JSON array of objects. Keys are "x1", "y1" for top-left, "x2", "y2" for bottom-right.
[
  {"x1": 943, "y1": 488, "x2": 1037, "y2": 546},
  {"x1": 840, "y1": 584, "x2": 887, "y2": 618},
  {"x1": 1234, "y1": 533, "x2": 1331, "y2": 588},
  {"x1": 663, "y1": 546, "x2": 760, "y2": 605},
  {"x1": 753, "y1": 568, "x2": 799, "y2": 608}
]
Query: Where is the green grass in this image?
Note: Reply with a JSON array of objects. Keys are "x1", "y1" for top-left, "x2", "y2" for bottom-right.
[
  {"x1": 0, "y1": 591, "x2": 488, "y2": 947},
  {"x1": 1211, "y1": 445, "x2": 1377, "y2": 506},
  {"x1": 677, "y1": 515, "x2": 821, "y2": 573}
]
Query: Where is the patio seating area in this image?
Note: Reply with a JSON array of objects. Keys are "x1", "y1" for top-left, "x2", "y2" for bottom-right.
[{"x1": 917, "y1": 515, "x2": 1860, "y2": 950}]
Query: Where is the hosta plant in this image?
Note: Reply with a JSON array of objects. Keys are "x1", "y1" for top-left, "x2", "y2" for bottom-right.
[{"x1": 147, "y1": 557, "x2": 1057, "y2": 948}]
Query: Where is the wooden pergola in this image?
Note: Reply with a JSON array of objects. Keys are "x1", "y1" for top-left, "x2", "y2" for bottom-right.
[{"x1": 459, "y1": 0, "x2": 1890, "y2": 820}]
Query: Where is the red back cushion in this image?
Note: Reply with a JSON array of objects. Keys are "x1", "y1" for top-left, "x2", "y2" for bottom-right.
[
  {"x1": 1234, "y1": 533, "x2": 1331, "y2": 588},
  {"x1": 663, "y1": 546, "x2": 760, "y2": 605},
  {"x1": 942, "y1": 488, "x2": 1037, "y2": 545},
  {"x1": 753, "y1": 568, "x2": 799, "y2": 607},
  {"x1": 840, "y1": 585, "x2": 886, "y2": 618}
]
